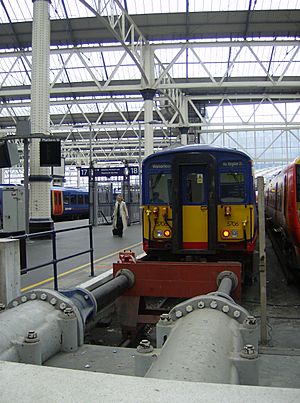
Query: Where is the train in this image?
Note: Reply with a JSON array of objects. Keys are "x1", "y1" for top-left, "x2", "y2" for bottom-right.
[
  {"x1": 141, "y1": 144, "x2": 258, "y2": 282},
  {"x1": 51, "y1": 186, "x2": 89, "y2": 221},
  {"x1": 264, "y1": 157, "x2": 300, "y2": 276}
]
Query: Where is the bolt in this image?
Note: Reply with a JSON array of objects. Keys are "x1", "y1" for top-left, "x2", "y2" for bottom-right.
[
  {"x1": 59, "y1": 302, "x2": 67, "y2": 310},
  {"x1": 233, "y1": 310, "x2": 241, "y2": 318},
  {"x1": 197, "y1": 301, "x2": 205, "y2": 309},
  {"x1": 240, "y1": 344, "x2": 258, "y2": 359},
  {"x1": 12, "y1": 300, "x2": 18, "y2": 307},
  {"x1": 186, "y1": 305, "x2": 193, "y2": 313},
  {"x1": 84, "y1": 295, "x2": 89, "y2": 301},
  {"x1": 139, "y1": 339, "x2": 151, "y2": 349},
  {"x1": 210, "y1": 300, "x2": 218, "y2": 309},
  {"x1": 27, "y1": 330, "x2": 37, "y2": 340},
  {"x1": 30, "y1": 293, "x2": 37, "y2": 300},
  {"x1": 160, "y1": 313, "x2": 170, "y2": 322},
  {"x1": 21, "y1": 296, "x2": 27, "y2": 303},
  {"x1": 64, "y1": 307, "x2": 74, "y2": 317},
  {"x1": 222, "y1": 305, "x2": 230, "y2": 313},
  {"x1": 0, "y1": 303, "x2": 6, "y2": 311},
  {"x1": 40, "y1": 293, "x2": 47, "y2": 301},
  {"x1": 50, "y1": 298, "x2": 57, "y2": 306},
  {"x1": 245, "y1": 315, "x2": 257, "y2": 326},
  {"x1": 175, "y1": 310, "x2": 183, "y2": 318},
  {"x1": 136, "y1": 339, "x2": 154, "y2": 354}
]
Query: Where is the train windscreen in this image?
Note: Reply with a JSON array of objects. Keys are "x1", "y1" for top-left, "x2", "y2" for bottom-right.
[
  {"x1": 219, "y1": 172, "x2": 245, "y2": 203},
  {"x1": 149, "y1": 173, "x2": 172, "y2": 204}
]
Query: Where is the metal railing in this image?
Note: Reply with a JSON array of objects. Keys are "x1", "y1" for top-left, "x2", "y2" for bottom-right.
[{"x1": 14, "y1": 224, "x2": 94, "y2": 291}]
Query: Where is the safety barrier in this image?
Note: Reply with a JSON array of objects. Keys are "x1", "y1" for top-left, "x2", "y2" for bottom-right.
[{"x1": 13, "y1": 224, "x2": 94, "y2": 291}]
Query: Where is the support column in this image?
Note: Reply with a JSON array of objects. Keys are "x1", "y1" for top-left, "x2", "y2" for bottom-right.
[
  {"x1": 141, "y1": 45, "x2": 155, "y2": 157},
  {"x1": 179, "y1": 96, "x2": 190, "y2": 145},
  {"x1": 179, "y1": 126, "x2": 189, "y2": 145},
  {"x1": 141, "y1": 89, "x2": 156, "y2": 157},
  {"x1": 29, "y1": 0, "x2": 53, "y2": 233}
]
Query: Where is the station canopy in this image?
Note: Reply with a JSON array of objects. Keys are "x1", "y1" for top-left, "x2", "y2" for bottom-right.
[{"x1": 0, "y1": 0, "x2": 300, "y2": 170}]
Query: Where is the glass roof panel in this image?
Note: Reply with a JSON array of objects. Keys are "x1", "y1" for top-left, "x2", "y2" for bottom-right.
[{"x1": 1, "y1": 0, "x2": 299, "y2": 24}]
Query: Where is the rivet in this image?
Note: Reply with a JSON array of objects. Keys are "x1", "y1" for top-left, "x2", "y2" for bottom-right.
[
  {"x1": 175, "y1": 310, "x2": 183, "y2": 318},
  {"x1": 59, "y1": 302, "x2": 67, "y2": 310},
  {"x1": 30, "y1": 293, "x2": 37, "y2": 300},
  {"x1": 40, "y1": 293, "x2": 47, "y2": 301},
  {"x1": 197, "y1": 301, "x2": 205, "y2": 309},
  {"x1": 12, "y1": 300, "x2": 19, "y2": 307},
  {"x1": 233, "y1": 310, "x2": 241, "y2": 318},
  {"x1": 21, "y1": 296, "x2": 27, "y2": 303}
]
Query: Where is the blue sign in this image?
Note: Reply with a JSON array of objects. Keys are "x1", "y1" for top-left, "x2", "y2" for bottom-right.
[{"x1": 80, "y1": 166, "x2": 139, "y2": 177}]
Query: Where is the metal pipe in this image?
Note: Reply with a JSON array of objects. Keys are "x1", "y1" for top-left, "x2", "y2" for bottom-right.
[
  {"x1": 91, "y1": 271, "x2": 133, "y2": 312},
  {"x1": 217, "y1": 276, "x2": 233, "y2": 296}
]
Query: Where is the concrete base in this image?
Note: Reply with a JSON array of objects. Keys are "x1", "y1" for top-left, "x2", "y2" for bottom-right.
[
  {"x1": 1, "y1": 360, "x2": 300, "y2": 403},
  {"x1": 0, "y1": 238, "x2": 21, "y2": 305},
  {"x1": 29, "y1": 219, "x2": 54, "y2": 236}
]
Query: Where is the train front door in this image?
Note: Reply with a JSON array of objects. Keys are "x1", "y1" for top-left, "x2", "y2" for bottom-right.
[{"x1": 172, "y1": 153, "x2": 217, "y2": 254}]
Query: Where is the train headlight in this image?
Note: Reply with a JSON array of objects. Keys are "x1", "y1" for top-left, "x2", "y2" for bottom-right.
[
  {"x1": 155, "y1": 229, "x2": 163, "y2": 238},
  {"x1": 153, "y1": 207, "x2": 159, "y2": 217},
  {"x1": 164, "y1": 229, "x2": 171, "y2": 237},
  {"x1": 222, "y1": 229, "x2": 230, "y2": 238},
  {"x1": 224, "y1": 206, "x2": 231, "y2": 216}
]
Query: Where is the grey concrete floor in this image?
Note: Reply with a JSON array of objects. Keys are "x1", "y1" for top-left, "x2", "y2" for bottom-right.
[{"x1": 21, "y1": 220, "x2": 143, "y2": 291}]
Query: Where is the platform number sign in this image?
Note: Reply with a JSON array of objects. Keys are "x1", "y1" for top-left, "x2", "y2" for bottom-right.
[
  {"x1": 80, "y1": 166, "x2": 139, "y2": 177},
  {"x1": 80, "y1": 167, "x2": 90, "y2": 177},
  {"x1": 130, "y1": 166, "x2": 139, "y2": 175}
]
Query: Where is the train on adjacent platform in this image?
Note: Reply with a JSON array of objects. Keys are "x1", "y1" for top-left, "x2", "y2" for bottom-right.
[
  {"x1": 264, "y1": 157, "x2": 300, "y2": 277},
  {"x1": 51, "y1": 186, "x2": 89, "y2": 221},
  {"x1": 141, "y1": 144, "x2": 258, "y2": 282}
]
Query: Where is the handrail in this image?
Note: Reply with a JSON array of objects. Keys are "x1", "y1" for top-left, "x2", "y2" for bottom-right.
[{"x1": 12, "y1": 224, "x2": 94, "y2": 291}]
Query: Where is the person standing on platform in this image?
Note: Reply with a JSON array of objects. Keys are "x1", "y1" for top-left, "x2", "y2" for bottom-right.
[{"x1": 112, "y1": 194, "x2": 129, "y2": 237}]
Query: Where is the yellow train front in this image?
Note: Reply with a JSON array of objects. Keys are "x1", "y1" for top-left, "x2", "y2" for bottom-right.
[{"x1": 142, "y1": 144, "x2": 257, "y2": 281}]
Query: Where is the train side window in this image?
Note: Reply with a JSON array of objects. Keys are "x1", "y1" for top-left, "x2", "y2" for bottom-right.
[
  {"x1": 84, "y1": 195, "x2": 89, "y2": 204},
  {"x1": 220, "y1": 172, "x2": 245, "y2": 202},
  {"x1": 70, "y1": 195, "x2": 77, "y2": 204},
  {"x1": 64, "y1": 195, "x2": 70, "y2": 205},
  {"x1": 78, "y1": 194, "x2": 84, "y2": 204}
]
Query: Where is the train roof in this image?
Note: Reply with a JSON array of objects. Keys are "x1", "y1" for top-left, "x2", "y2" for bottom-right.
[
  {"x1": 51, "y1": 186, "x2": 88, "y2": 193},
  {"x1": 143, "y1": 144, "x2": 251, "y2": 163}
]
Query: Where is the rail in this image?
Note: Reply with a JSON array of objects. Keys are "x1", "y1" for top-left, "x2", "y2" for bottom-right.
[{"x1": 13, "y1": 224, "x2": 94, "y2": 291}]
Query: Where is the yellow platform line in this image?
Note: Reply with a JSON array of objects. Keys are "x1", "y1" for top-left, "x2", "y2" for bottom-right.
[{"x1": 21, "y1": 241, "x2": 142, "y2": 292}]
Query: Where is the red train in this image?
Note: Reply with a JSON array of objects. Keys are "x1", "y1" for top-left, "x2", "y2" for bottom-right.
[{"x1": 264, "y1": 157, "x2": 300, "y2": 275}]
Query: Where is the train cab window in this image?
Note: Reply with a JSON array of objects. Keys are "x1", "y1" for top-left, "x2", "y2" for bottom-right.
[
  {"x1": 186, "y1": 173, "x2": 205, "y2": 203},
  {"x1": 220, "y1": 172, "x2": 245, "y2": 202},
  {"x1": 149, "y1": 173, "x2": 171, "y2": 204}
]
